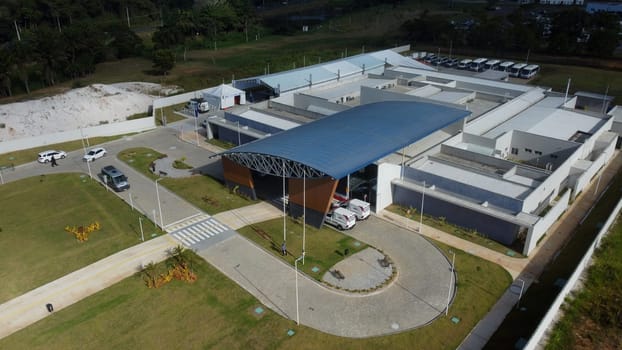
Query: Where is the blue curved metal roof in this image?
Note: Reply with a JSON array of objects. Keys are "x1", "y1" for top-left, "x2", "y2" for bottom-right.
[{"x1": 221, "y1": 101, "x2": 470, "y2": 179}]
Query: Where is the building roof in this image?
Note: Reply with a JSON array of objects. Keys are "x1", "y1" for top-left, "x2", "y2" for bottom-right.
[
  {"x1": 484, "y1": 96, "x2": 607, "y2": 140},
  {"x1": 219, "y1": 101, "x2": 471, "y2": 179},
  {"x1": 232, "y1": 49, "x2": 433, "y2": 94}
]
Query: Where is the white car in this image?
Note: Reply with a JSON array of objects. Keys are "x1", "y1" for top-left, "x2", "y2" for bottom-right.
[
  {"x1": 38, "y1": 150, "x2": 67, "y2": 163},
  {"x1": 83, "y1": 147, "x2": 107, "y2": 162}
]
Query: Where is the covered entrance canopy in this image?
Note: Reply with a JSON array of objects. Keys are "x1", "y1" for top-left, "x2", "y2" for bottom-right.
[
  {"x1": 219, "y1": 101, "x2": 471, "y2": 180},
  {"x1": 217, "y1": 100, "x2": 470, "y2": 227}
]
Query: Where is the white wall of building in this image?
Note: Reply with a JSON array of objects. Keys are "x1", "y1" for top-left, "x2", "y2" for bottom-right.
[
  {"x1": 376, "y1": 162, "x2": 401, "y2": 212},
  {"x1": 522, "y1": 145, "x2": 583, "y2": 213},
  {"x1": 572, "y1": 138, "x2": 616, "y2": 197},
  {"x1": 523, "y1": 189, "x2": 571, "y2": 255}
]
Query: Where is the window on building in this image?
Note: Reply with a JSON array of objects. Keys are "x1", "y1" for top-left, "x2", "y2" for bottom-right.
[
  {"x1": 535, "y1": 150, "x2": 542, "y2": 155},
  {"x1": 525, "y1": 148, "x2": 533, "y2": 153},
  {"x1": 511, "y1": 147, "x2": 518, "y2": 155},
  {"x1": 551, "y1": 154, "x2": 558, "y2": 159}
]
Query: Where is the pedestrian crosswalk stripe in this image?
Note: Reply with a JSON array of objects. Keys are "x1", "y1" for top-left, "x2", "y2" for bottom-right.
[
  {"x1": 205, "y1": 220, "x2": 225, "y2": 232},
  {"x1": 169, "y1": 217, "x2": 230, "y2": 247},
  {"x1": 200, "y1": 221, "x2": 221, "y2": 234},
  {"x1": 176, "y1": 231, "x2": 197, "y2": 244}
]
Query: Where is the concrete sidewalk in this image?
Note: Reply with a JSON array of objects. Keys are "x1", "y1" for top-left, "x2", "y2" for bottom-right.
[
  {"x1": 380, "y1": 210, "x2": 527, "y2": 279},
  {"x1": 213, "y1": 202, "x2": 283, "y2": 230},
  {"x1": 0, "y1": 235, "x2": 178, "y2": 340}
]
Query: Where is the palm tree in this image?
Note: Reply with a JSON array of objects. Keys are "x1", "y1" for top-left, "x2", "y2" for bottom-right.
[{"x1": 142, "y1": 262, "x2": 158, "y2": 287}]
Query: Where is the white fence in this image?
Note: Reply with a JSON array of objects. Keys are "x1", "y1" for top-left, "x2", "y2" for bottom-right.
[
  {"x1": 152, "y1": 91, "x2": 201, "y2": 111},
  {"x1": 0, "y1": 117, "x2": 155, "y2": 154},
  {"x1": 524, "y1": 197, "x2": 622, "y2": 349}
]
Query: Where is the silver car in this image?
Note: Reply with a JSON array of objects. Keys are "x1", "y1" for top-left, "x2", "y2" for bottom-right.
[{"x1": 83, "y1": 147, "x2": 107, "y2": 162}]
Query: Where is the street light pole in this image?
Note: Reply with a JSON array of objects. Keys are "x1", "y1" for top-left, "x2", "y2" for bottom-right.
[
  {"x1": 86, "y1": 159, "x2": 92, "y2": 179},
  {"x1": 194, "y1": 113, "x2": 200, "y2": 146},
  {"x1": 283, "y1": 160, "x2": 286, "y2": 243},
  {"x1": 419, "y1": 180, "x2": 426, "y2": 233},
  {"x1": 446, "y1": 250, "x2": 455, "y2": 316},
  {"x1": 295, "y1": 255, "x2": 304, "y2": 325},
  {"x1": 139, "y1": 216, "x2": 144, "y2": 242},
  {"x1": 236, "y1": 121, "x2": 241, "y2": 146},
  {"x1": 155, "y1": 178, "x2": 164, "y2": 229},
  {"x1": 303, "y1": 170, "x2": 306, "y2": 264},
  {"x1": 516, "y1": 278, "x2": 525, "y2": 309}
]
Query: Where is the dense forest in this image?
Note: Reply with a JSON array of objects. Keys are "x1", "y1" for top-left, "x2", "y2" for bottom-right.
[
  {"x1": 1, "y1": 1, "x2": 619, "y2": 98},
  {"x1": 401, "y1": 7, "x2": 620, "y2": 59},
  {"x1": 0, "y1": 0, "x2": 259, "y2": 97}
]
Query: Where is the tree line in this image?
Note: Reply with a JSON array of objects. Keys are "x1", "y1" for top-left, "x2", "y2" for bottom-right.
[
  {"x1": 0, "y1": 0, "x2": 256, "y2": 97},
  {"x1": 401, "y1": 7, "x2": 620, "y2": 59}
]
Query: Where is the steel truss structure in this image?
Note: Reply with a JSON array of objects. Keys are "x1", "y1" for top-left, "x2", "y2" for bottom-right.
[{"x1": 223, "y1": 153, "x2": 327, "y2": 179}]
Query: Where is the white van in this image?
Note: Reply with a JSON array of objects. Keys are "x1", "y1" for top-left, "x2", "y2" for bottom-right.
[
  {"x1": 457, "y1": 59, "x2": 472, "y2": 69},
  {"x1": 519, "y1": 64, "x2": 540, "y2": 79},
  {"x1": 345, "y1": 198, "x2": 370, "y2": 220},
  {"x1": 497, "y1": 61, "x2": 515, "y2": 72},
  {"x1": 325, "y1": 207, "x2": 356, "y2": 230},
  {"x1": 509, "y1": 63, "x2": 527, "y2": 77}
]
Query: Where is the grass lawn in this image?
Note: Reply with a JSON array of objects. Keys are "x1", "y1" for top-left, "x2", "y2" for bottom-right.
[
  {"x1": 237, "y1": 217, "x2": 369, "y2": 282},
  {"x1": 0, "y1": 239, "x2": 510, "y2": 349},
  {"x1": 0, "y1": 136, "x2": 125, "y2": 168},
  {"x1": 207, "y1": 138, "x2": 235, "y2": 150},
  {"x1": 387, "y1": 204, "x2": 524, "y2": 258},
  {"x1": 545, "y1": 217, "x2": 622, "y2": 349},
  {"x1": 118, "y1": 147, "x2": 257, "y2": 214},
  {"x1": 0, "y1": 173, "x2": 162, "y2": 304},
  {"x1": 530, "y1": 63, "x2": 622, "y2": 104},
  {"x1": 154, "y1": 103, "x2": 188, "y2": 126}
]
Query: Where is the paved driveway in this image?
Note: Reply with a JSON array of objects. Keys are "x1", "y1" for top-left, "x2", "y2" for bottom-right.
[{"x1": 197, "y1": 215, "x2": 454, "y2": 338}]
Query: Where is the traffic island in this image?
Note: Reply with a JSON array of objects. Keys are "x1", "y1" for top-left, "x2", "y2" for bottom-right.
[{"x1": 322, "y1": 247, "x2": 396, "y2": 293}]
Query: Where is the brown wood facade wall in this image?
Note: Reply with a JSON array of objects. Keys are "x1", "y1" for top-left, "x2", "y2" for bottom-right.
[
  {"x1": 222, "y1": 157, "x2": 254, "y2": 189},
  {"x1": 289, "y1": 177, "x2": 337, "y2": 214}
]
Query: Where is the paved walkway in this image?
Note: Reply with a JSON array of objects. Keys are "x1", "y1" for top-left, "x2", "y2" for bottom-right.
[
  {"x1": 0, "y1": 235, "x2": 179, "y2": 339},
  {"x1": 212, "y1": 202, "x2": 283, "y2": 230}
]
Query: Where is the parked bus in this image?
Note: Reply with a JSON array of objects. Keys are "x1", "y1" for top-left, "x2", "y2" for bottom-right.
[
  {"x1": 509, "y1": 63, "x2": 528, "y2": 78},
  {"x1": 469, "y1": 58, "x2": 488, "y2": 72},
  {"x1": 519, "y1": 64, "x2": 540, "y2": 79},
  {"x1": 483, "y1": 59, "x2": 501, "y2": 71},
  {"x1": 469, "y1": 57, "x2": 488, "y2": 72},
  {"x1": 497, "y1": 61, "x2": 515, "y2": 72},
  {"x1": 457, "y1": 59, "x2": 472, "y2": 69}
]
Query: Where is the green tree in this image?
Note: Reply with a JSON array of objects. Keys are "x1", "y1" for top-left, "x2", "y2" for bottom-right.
[
  {"x1": 13, "y1": 40, "x2": 33, "y2": 94},
  {"x1": 105, "y1": 24, "x2": 143, "y2": 59},
  {"x1": 586, "y1": 12, "x2": 619, "y2": 57},
  {"x1": 32, "y1": 25, "x2": 67, "y2": 86},
  {"x1": 62, "y1": 22, "x2": 105, "y2": 79},
  {"x1": 0, "y1": 46, "x2": 13, "y2": 96},
  {"x1": 152, "y1": 48, "x2": 175, "y2": 74}
]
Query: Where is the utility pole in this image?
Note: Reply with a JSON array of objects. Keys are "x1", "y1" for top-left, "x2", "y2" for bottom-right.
[{"x1": 14, "y1": 21, "x2": 21, "y2": 41}]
